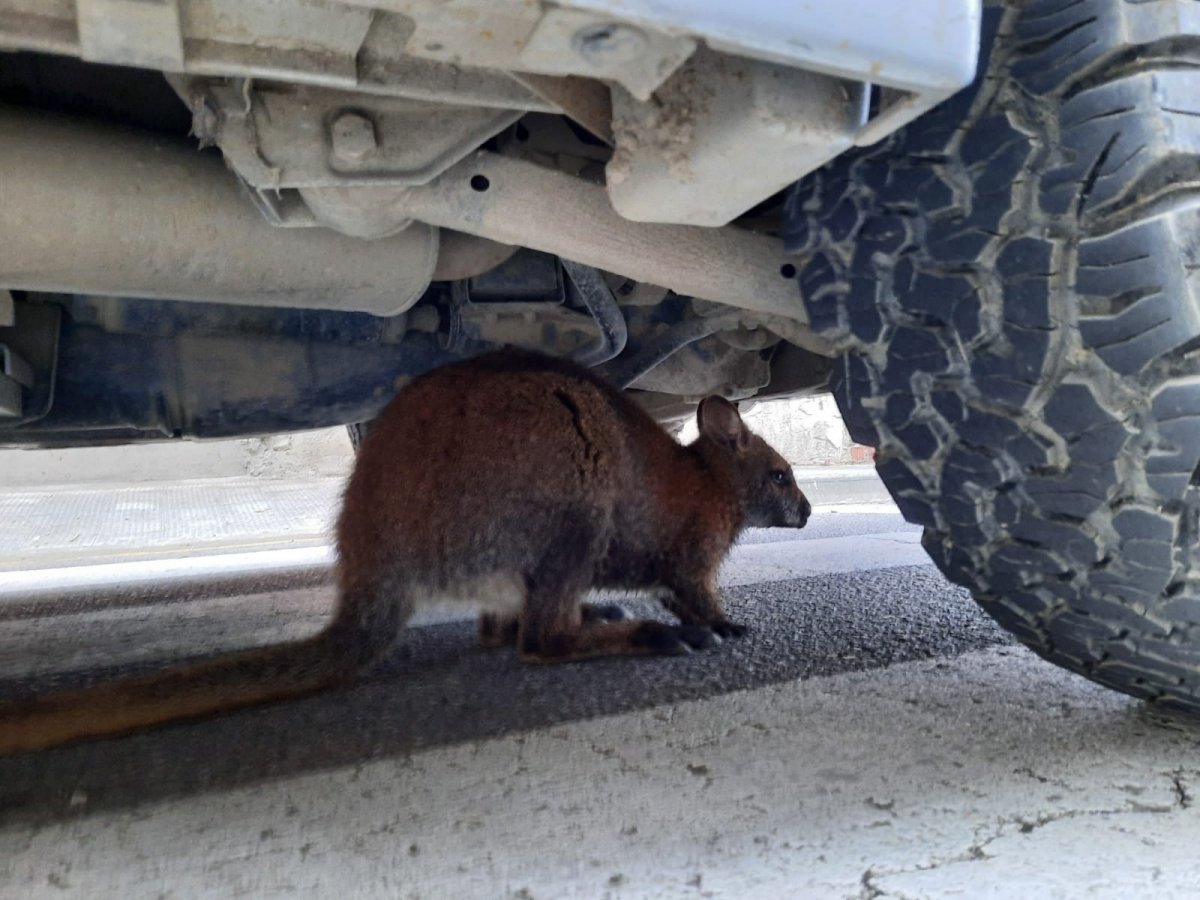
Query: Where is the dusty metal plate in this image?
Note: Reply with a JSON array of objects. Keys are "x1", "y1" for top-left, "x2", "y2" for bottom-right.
[
  {"x1": 559, "y1": 0, "x2": 982, "y2": 93},
  {"x1": 192, "y1": 80, "x2": 523, "y2": 189},
  {"x1": 607, "y1": 48, "x2": 870, "y2": 226}
]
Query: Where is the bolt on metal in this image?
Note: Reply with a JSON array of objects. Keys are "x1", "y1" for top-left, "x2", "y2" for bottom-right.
[
  {"x1": 572, "y1": 23, "x2": 648, "y2": 65},
  {"x1": 331, "y1": 112, "x2": 378, "y2": 162}
]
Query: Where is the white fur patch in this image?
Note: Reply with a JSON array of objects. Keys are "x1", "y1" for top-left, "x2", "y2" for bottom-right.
[{"x1": 415, "y1": 572, "x2": 525, "y2": 613}]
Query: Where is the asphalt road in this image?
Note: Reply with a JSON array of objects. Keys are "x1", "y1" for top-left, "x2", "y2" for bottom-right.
[{"x1": 1, "y1": 504, "x2": 1198, "y2": 898}]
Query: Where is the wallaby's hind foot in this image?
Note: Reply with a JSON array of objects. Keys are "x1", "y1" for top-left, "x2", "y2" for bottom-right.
[
  {"x1": 479, "y1": 601, "x2": 628, "y2": 648},
  {"x1": 515, "y1": 530, "x2": 723, "y2": 662},
  {"x1": 518, "y1": 619, "x2": 718, "y2": 663}
]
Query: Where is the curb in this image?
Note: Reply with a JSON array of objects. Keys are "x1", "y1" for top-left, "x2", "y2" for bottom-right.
[
  {"x1": 0, "y1": 467, "x2": 894, "y2": 607},
  {"x1": 792, "y1": 466, "x2": 890, "y2": 507}
]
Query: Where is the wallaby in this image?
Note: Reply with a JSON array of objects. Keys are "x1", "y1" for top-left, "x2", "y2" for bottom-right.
[{"x1": 0, "y1": 349, "x2": 810, "y2": 754}]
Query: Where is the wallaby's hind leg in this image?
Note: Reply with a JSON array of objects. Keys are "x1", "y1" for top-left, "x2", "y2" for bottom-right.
[
  {"x1": 479, "y1": 602, "x2": 626, "y2": 648},
  {"x1": 515, "y1": 525, "x2": 716, "y2": 663},
  {"x1": 518, "y1": 607, "x2": 718, "y2": 662},
  {"x1": 513, "y1": 549, "x2": 710, "y2": 662}
]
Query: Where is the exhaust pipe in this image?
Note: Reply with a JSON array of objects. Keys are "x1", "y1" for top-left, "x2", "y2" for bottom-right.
[{"x1": 0, "y1": 106, "x2": 438, "y2": 316}]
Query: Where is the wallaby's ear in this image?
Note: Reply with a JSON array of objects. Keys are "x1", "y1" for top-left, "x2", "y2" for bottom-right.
[{"x1": 697, "y1": 396, "x2": 749, "y2": 451}]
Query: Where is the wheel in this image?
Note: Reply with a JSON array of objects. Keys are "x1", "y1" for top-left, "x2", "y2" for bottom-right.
[{"x1": 785, "y1": 0, "x2": 1200, "y2": 709}]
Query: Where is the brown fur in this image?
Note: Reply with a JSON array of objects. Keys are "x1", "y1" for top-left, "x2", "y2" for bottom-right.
[{"x1": 0, "y1": 349, "x2": 809, "y2": 754}]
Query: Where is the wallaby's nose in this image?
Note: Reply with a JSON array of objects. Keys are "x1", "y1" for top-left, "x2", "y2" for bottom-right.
[{"x1": 796, "y1": 493, "x2": 812, "y2": 528}]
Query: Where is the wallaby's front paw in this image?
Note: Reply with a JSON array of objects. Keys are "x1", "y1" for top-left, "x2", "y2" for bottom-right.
[
  {"x1": 710, "y1": 620, "x2": 747, "y2": 639},
  {"x1": 633, "y1": 622, "x2": 718, "y2": 655}
]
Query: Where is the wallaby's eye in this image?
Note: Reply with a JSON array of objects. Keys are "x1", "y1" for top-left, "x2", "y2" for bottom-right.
[{"x1": 771, "y1": 470, "x2": 789, "y2": 486}]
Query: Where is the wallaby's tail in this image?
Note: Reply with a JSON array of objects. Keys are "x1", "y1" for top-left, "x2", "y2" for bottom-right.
[{"x1": 0, "y1": 626, "x2": 363, "y2": 755}]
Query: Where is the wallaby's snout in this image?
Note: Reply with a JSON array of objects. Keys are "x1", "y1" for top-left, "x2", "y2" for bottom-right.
[{"x1": 787, "y1": 486, "x2": 812, "y2": 529}]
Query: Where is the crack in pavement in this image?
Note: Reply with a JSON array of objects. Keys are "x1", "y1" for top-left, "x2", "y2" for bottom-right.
[
  {"x1": 1169, "y1": 768, "x2": 1194, "y2": 809},
  {"x1": 854, "y1": 769, "x2": 1198, "y2": 898}
]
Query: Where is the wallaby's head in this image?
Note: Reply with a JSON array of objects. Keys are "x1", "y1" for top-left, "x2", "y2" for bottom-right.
[{"x1": 696, "y1": 396, "x2": 811, "y2": 529}]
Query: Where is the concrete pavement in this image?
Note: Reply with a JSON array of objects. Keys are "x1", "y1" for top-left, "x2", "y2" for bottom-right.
[{"x1": 2, "y1": 647, "x2": 1196, "y2": 898}]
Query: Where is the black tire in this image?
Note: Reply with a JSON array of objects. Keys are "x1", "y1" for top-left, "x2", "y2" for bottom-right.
[{"x1": 785, "y1": 0, "x2": 1200, "y2": 709}]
